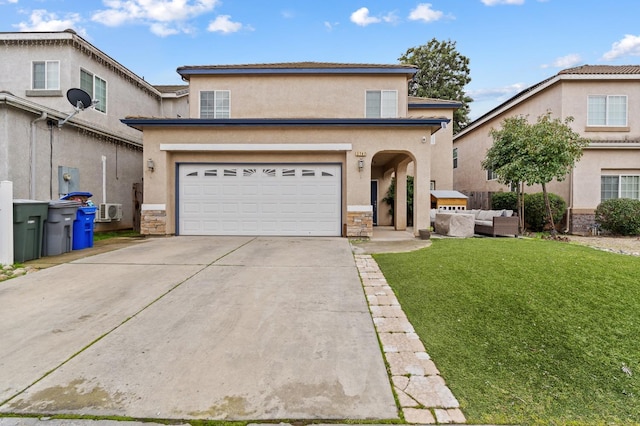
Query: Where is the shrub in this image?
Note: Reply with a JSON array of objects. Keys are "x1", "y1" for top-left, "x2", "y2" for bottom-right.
[
  {"x1": 382, "y1": 176, "x2": 414, "y2": 226},
  {"x1": 491, "y1": 192, "x2": 518, "y2": 211},
  {"x1": 595, "y1": 198, "x2": 640, "y2": 236},
  {"x1": 524, "y1": 192, "x2": 566, "y2": 232}
]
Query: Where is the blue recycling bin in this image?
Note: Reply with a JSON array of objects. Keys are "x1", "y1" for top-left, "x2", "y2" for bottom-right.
[{"x1": 72, "y1": 206, "x2": 97, "y2": 250}]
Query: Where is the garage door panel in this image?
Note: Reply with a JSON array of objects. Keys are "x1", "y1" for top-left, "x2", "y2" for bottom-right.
[{"x1": 179, "y1": 164, "x2": 341, "y2": 236}]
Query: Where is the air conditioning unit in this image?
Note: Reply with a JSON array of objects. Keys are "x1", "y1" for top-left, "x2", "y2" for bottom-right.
[{"x1": 98, "y1": 203, "x2": 123, "y2": 221}]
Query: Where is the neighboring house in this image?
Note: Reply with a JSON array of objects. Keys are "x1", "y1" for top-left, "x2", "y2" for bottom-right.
[
  {"x1": 123, "y1": 62, "x2": 457, "y2": 237},
  {"x1": 453, "y1": 65, "x2": 640, "y2": 234},
  {"x1": 0, "y1": 30, "x2": 188, "y2": 230}
]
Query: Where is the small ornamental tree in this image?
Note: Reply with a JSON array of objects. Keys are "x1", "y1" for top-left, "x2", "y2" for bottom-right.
[{"x1": 483, "y1": 112, "x2": 589, "y2": 234}]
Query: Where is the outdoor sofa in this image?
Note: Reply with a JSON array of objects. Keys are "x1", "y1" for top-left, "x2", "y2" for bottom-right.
[{"x1": 467, "y1": 209, "x2": 519, "y2": 237}]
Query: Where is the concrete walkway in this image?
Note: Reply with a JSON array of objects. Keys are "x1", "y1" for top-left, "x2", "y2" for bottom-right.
[{"x1": 0, "y1": 237, "x2": 396, "y2": 421}]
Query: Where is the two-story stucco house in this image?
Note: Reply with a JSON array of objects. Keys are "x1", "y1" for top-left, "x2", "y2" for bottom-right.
[
  {"x1": 0, "y1": 30, "x2": 188, "y2": 230},
  {"x1": 453, "y1": 65, "x2": 640, "y2": 234},
  {"x1": 123, "y1": 62, "x2": 458, "y2": 237}
]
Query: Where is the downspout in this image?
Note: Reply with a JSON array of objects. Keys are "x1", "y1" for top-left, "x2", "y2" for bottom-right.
[
  {"x1": 565, "y1": 168, "x2": 574, "y2": 234},
  {"x1": 30, "y1": 111, "x2": 48, "y2": 199}
]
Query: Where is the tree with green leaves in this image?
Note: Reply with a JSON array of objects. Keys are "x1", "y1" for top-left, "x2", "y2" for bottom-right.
[
  {"x1": 399, "y1": 38, "x2": 473, "y2": 133},
  {"x1": 482, "y1": 112, "x2": 590, "y2": 234}
]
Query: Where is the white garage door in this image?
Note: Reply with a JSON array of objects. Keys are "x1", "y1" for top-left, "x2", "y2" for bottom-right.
[{"x1": 178, "y1": 164, "x2": 342, "y2": 236}]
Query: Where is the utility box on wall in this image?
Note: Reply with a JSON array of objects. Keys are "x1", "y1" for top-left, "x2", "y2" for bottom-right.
[{"x1": 58, "y1": 166, "x2": 79, "y2": 198}]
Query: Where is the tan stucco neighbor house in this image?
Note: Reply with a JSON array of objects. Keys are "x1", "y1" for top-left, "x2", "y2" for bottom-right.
[
  {"x1": 453, "y1": 65, "x2": 640, "y2": 234},
  {"x1": 123, "y1": 62, "x2": 458, "y2": 238},
  {"x1": 0, "y1": 30, "x2": 188, "y2": 231}
]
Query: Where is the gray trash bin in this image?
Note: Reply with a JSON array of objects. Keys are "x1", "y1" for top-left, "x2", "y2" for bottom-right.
[{"x1": 43, "y1": 200, "x2": 81, "y2": 256}]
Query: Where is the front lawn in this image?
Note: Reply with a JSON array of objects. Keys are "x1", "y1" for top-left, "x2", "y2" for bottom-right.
[{"x1": 373, "y1": 238, "x2": 640, "y2": 425}]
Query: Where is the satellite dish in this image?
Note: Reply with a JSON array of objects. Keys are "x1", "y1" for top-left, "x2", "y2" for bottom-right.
[
  {"x1": 66, "y1": 88, "x2": 92, "y2": 110},
  {"x1": 58, "y1": 88, "x2": 96, "y2": 127}
]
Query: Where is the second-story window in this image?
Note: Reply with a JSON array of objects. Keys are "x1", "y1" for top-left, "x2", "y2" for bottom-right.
[
  {"x1": 200, "y1": 90, "x2": 230, "y2": 118},
  {"x1": 32, "y1": 61, "x2": 60, "y2": 90},
  {"x1": 366, "y1": 90, "x2": 397, "y2": 118},
  {"x1": 588, "y1": 95, "x2": 627, "y2": 126},
  {"x1": 80, "y1": 69, "x2": 107, "y2": 113},
  {"x1": 453, "y1": 148, "x2": 458, "y2": 169}
]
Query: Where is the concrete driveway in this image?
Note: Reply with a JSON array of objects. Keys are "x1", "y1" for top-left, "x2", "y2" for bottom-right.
[{"x1": 0, "y1": 237, "x2": 397, "y2": 421}]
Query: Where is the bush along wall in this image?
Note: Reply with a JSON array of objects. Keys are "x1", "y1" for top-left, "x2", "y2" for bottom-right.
[
  {"x1": 491, "y1": 191, "x2": 567, "y2": 232},
  {"x1": 595, "y1": 198, "x2": 640, "y2": 236}
]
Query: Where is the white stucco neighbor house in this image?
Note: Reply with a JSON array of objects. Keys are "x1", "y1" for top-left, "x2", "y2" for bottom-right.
[
  {"x1": 0, "y1": 30, "x2": 187, "y2": 230},
  {"x1": 453, "y1": 65, "x2": 640, "y2": 234},
  {"x1": 123, "y1": 62, "x2": 459, "y2": 237}
]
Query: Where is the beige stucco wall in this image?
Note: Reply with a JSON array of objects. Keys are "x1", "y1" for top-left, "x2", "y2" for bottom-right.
[
  {"x1": 408, "y1": 106, "x2": 455, "y2": 190},
  {"x1": 141, "y1": 124, "x2": 432, "y2": 235},
  {"x1": 573, "y1": 147, "x2": 640, "y2": 210},
  {"x1": 1, "y1": 104, "x2": 141, "y2": 229},
  {"x1": 187, "y1": 74, "x2": 411, "y2": 119}
]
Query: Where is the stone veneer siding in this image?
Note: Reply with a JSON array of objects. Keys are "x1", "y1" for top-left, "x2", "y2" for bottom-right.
[
  {"x1": 347, "y1": 206, "x2": 373, "y2": 238},
  {"x1": 571, "y1": 212, "x2": 596, "y2": 235},
  {"x1": 141, "y1": 210, "x2": 166, "y2": 235}
]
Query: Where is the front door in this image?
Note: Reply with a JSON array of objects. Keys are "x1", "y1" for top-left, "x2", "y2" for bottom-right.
[{"x1": 370, "y1": 180, "x2": 378, "y2": 226}]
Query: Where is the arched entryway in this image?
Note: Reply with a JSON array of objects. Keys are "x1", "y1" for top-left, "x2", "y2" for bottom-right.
[{"x1": 371, "y1": 150, "x2": 428, "y2": 234}]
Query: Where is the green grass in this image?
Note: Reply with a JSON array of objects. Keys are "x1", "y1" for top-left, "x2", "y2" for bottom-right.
[
  {"x1": 93, "y1": 229, "x2": 141, "y2": 241},
  {"x1": 373, "y1": 238, "x2": 640, "y2": 425}
]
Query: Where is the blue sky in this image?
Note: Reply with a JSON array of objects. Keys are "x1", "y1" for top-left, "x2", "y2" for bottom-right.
[{"x1": 2, "y1": 0, "x2": 640, "y2": 119}]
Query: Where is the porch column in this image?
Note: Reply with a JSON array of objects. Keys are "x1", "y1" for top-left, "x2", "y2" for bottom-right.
[
  {"x1": 395, "y1": 163, "x2": 408, "y2": 231},
  {"x1": 413, "y1": 157, "x2": 430, "y2": 235}
]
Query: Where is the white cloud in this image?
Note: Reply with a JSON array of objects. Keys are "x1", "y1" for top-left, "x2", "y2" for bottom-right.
[
  {"x1": 350, "y1": 7, "x2": 380, "y2": 26},
  {"x1": 481, "y1": 0, "x2": 525, "y2": 5},
  {"x1": 1, "y1": 0, "x2": 19, "y2": 4},
  {"x1": 408, "y1": 3, "x2": 444, "y2": 23},
  {"x1": 541, "y1": 53, "x2": 582, "y2": 69},
  {"x1": 15, "y1": 9, "x2": 83, "y2": 33},
  {"x1": 207, "y1": 15, "x2": 244, "y2": 34},
  {"x1": 324, "y1": 21, "x2": 339, "y2": 31},
  {"x1": 92, "y1": 0, "x2": 220, "y2": 36},
  {"x1": 467, "y1": 83, "x2": 527, "y2": 102},
  {"x1": 150, "y1": 22, "x2": 180, "y2": 37},
  {"x1": 601, "y1": 34, "x2": 640, "y2": 61},
  {"x1": 382, "y1": 11, "x2": 399, "y2": 24}
]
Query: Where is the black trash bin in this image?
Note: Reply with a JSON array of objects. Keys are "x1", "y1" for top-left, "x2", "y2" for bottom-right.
[
  {"x1": 13, "y1": 200, "x2": 49, "y2": 262},
  {"x1": 43, "y1": 200, "x2": 81, "y2": 256}
]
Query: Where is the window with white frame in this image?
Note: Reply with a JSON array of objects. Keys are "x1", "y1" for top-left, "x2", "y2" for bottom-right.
[
  {"x1": 366, "y1": 90, "x2": 397, "y2": 118},
  {"x1": 588, "y1": 95, "x2": 627, "y2": 126},
  {"x1": 200, "y1": 90, "x2": 230, "y2": 118},
  {"x1": 80, "y1": 69, "x2": 106, "y2": 113},
  {"x1": 487, "y1": 169, "x2": 499, "y2": 181},
  {"x1": 32, "y1": 61, "x2": 60, "y2": 90},
  {"x1": 453, "y1": 148, "x2": 458, "y2": 169},
  {"x1": 601, "y1": 175, "x2": 640, "y2": 201}
]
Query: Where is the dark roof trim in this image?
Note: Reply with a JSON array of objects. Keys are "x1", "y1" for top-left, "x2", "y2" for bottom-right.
[
  {"x1": 122, "y1": 117, "x2": 450, "y2": 130},
  {"x1": 409, "y1": 101, "x2": 462, "y2": 109},
  {"x1": 178, "y1": 63, "x2": 417, "y2": 79}
]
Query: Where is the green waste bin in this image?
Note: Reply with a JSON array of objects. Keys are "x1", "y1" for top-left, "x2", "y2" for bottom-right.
[
  {"x1": 43, "y1": 200, "x2": 81, "y2": 256},
  {"x1": 13, "y1": 199, "x2": 49, "y2": 263}
]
